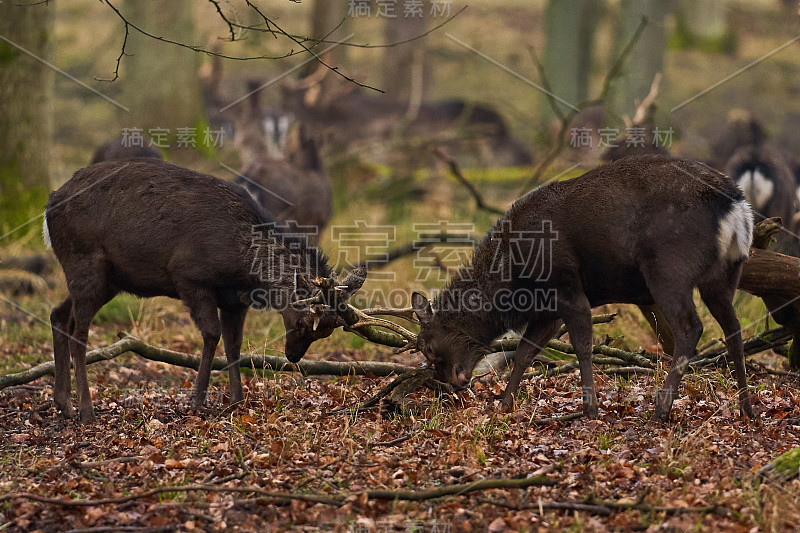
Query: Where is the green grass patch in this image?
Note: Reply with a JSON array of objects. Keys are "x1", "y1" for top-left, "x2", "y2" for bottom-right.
[{"x1": 94, "y1": 294, "x2": 142, "y2": 326}]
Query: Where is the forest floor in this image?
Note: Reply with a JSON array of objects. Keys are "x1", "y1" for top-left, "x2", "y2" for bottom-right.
[{"x1": 1, "y1": 313, "x2": 800, "y2": 532}]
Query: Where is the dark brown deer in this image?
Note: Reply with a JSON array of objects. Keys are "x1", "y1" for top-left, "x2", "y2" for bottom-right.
[
  {"x1": 411, "y1": 155, "x2": 754, "y2": 422},
  {"x1": 90, "y1": 136, "x2": 162, "y2": 163},
  {"x1": 725, "y1": 143, "x2": 798, "y2": 255},
  {"x1": 280, "y1": 67, "x2": 532, "y2": 167},
  {"x1": 45, "y1": 159, "x2": 365, "y2": 422},
  {"x1": 233, "y1": 82, "x2": 332, "y2": 244},
  {"x1": 709, "y1": 109, "x2": 767, "y2": 170}
]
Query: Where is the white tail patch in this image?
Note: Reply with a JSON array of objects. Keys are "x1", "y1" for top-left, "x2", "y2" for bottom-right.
[
  {"x1": 737, "y1": 169, "x2": 773, "y2": 209},
  {"x1": 42, "y1": 212, "x2": 52, "y2": 249},
  {"x1": 717, "y1": 200, "x2": 753, "y2": 262}
]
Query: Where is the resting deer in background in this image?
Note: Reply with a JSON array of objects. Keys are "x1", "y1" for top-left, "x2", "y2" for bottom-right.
[
  {"x1": 709, "y1": 109, "x2": 767, "y2": 171},
  {"x1": 724, "y1": 140, "x2": 799, "y2": 255},
  {"x1": 90, "y1": 136, "x2": 162, "y2": 164},
  {"x1": 45, "y1": 159, "x2": 365, "y2": 422},
  {"x1": 280, "y1": 63, "x2": 532, "y2": 167},
  {"x1": 234, "y1": 82, "x2": 333, "y2": 245},
  {"x1": 411, "y1": 155, "x2": 754, "y2": 422},
  {"x1": 726, "y1": 143, "x2": 796, "y2": 224}
]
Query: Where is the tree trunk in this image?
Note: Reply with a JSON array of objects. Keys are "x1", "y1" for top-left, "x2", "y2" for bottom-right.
[
  {"x1": 382, "y1": 0, "x2": 431, "y2": 103},
  {"x1": 608, "y1": 0, "x2": 669, "y2": 122},
  {"x1": 542, "y1": 0, "x2": 603, "y2": 120},
  {"x1": 0, "y1": 1, "x2": 54, "y2": 233},
  {"x1": 121, "y1": 0, "x2": 204, "y2": 133},
  {"x1": 299, "y1": 0, "x2": 352, "y2": 101},
  {"x1": 308, "y1": 0, "x2": 350, "y2": 67}
]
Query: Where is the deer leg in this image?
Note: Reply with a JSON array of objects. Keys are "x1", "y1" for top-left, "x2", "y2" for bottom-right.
[
  {"x1": 70, "y1": 294, "x2": 115, "y2": 423},
  {"x1": 648, "y1": 288, "x2": 702, "y2": 422},
  {"x1": 51, "y1": 295, "x2": 75, "y2": 418},
  {"x1": 220, "y1": 306, "x2": 248, "y2": 406},
  {"x1": 559, "y1": 293, "x2": 597, "y2": 418},
  {"x1": 182, "y1": 287, "x2": 222, "y2": 410},
  {"x1": 501, "y1": 320, "x2": 560, "y2": 409},
  {"x1": 699, "y1": 270, "x2": 753, "y2": 419}
]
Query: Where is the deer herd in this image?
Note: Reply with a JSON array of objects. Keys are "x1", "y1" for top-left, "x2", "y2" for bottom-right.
[{"x1": 45, "y1": 63, "x2": 800, "y2": 425}]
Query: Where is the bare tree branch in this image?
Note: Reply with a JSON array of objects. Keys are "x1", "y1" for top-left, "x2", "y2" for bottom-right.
[
  {"x1": 432, "y1": 147, "x2": 505, "y2": 216},
  {"x1": 98, "y1": 1, "x2": 465, "y2": 92},
  {"x1": 208, "y1": 0, "x2": 237, "y2": 42},
  {"x1": 94, "y1": 16, "x2": 129, "y2": 82}
]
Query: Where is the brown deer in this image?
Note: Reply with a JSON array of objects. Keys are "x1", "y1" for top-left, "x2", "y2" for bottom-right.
[
  {"x1": 725, "y1": 143, "x2": 798, "y2": 255},
  {"x1": 709, "y1": 109, "x2": 767, "y2": 171},
  {"x1": 45, "y1": 159, "x2": 365, "y2": 422},
  {"x1": 411, "y1": 155, "x2": 754, "y2": 422},
  {"x1": 602, "y1": 74, "x2": 669, "y2": 162},
  {"x1": 234, "y1": 82, "x2": 333, "y2": 245},
  {"x1": 90, "y1": 136, "x2": 162, "y2": 164},
  {"x1": 280, "y1": 66, "x2": 532, "y2": 167}
]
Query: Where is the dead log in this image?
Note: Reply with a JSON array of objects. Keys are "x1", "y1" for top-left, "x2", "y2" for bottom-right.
[
  {"x1": 739, "y1": 217, "x2": 800, "y2": 369},
  {"x1": 756, "y1": 446, "x2": 800, "y2": 482},
  {"x1": 0, "y1": 335, "x2": 415, "y2": 391}
]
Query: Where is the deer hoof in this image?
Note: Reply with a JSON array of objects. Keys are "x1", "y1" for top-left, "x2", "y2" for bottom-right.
[
  {"x1": 583, "y1": 405, "x2": 599, "y2": 419},
  {"x1": 58, "y1": 403, "x2": 76, "y2": 419},
  {"x1": 500, "y1": 393, "x2": 515, "y2": 411},
  {"x1": 652, "y1": 406, "x2": 671, "y2": 423},
  {"x1": 79, "y1": 408, "x2": 96, "y2": 423}
]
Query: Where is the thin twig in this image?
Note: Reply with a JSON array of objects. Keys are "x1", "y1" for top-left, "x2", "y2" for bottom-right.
[
  {"x1": 529, "y1": 412, "x2": 585, "y2": 426},
  {"x1": 432, "y1": 147, "x2": 505, "y2": 216}
]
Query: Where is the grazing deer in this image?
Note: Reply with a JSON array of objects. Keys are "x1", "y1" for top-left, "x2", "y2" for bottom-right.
[
  {"x1": 90, "y1": 136, "x2": 162, "y2": 164},
  {"x1": 45, "y1": 159, "x2": 365, "y2": 422},
  {"x1": 411, "y1": 155, "x2": 754, "y2": 422},
  {"x1": 709, "y1": 109, "x2": 767, "y2": 170},
  {"x1": 233, "y1": 82, "x2": 333, "y2": 244},
  {"x1": 725, "y1": 143, "x2": 798, "y2": 254},
  {"x1": 280, "y1": 66, "x2": 532, "y2": 167}
]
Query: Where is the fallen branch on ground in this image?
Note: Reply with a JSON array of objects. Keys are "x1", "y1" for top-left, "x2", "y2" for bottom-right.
[
  {"x1": 0, "y1": 335, "x2": 415, "y2": 391},
  {"x1": 480, "y1": 495, "x2": 730, "y2": 517},
  {"x1": 755, "y1": 446, "x2": 800, "y2": 482},
  {"x1": 0, "y1": 475, "x2": 554, "y2": 508},
  {"x1": 529, "y1": 412, "x2": 585, "y2": 426},
  {"x1": 691, "y1": 326, "x2": 792, "y2": 369},
  {"x1": 329, "y1": 367, "x2": 453, "y2": 413}
]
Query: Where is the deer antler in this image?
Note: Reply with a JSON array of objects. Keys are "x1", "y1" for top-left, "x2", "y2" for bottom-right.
[
  {"x1": 282, "y1": 56, "x2": 331, "y2": 91},
  {"x1": 344, "y1": 304, "x2": 418, "y2": 347},
  {"x1": 630, "y1": 72, "x2": 661, "y2": 127}
]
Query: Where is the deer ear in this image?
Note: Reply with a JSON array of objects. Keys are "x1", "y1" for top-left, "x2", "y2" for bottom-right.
[{"x1": 411, "y1": 292, "x2": 434, "y2": 324}]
